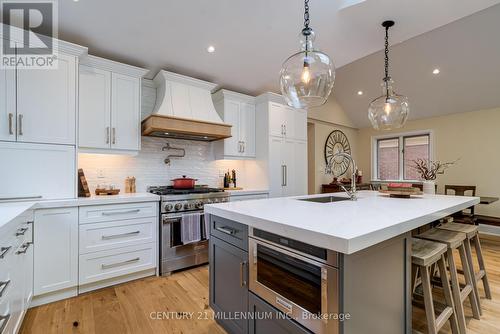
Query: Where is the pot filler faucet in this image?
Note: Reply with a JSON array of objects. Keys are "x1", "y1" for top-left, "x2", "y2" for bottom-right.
[{"x1": 329, "y1": 152, "x2": 358, "y2": 201}]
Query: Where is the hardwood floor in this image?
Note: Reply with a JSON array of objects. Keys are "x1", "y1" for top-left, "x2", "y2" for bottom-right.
[{"x1": 21, "y1": 235, "x2": 500, "y2": 334}]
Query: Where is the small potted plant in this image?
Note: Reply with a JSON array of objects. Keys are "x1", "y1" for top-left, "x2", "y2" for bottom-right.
[{"x1": 411, "y1": 158, "x2": 457, "y2": 194}]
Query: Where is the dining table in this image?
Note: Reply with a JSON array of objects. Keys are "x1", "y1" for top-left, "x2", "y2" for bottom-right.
[{"x1": 479, "y1": 196, "x2": 499, "y2": 205}]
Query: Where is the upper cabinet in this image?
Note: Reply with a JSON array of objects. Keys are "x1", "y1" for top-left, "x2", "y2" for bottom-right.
[
  {"x1": 78, "y1": 55, "x2": 147, "y2": 153},
  {"x1": 266, "y1": 100, "x2": 307, "y2": 141},
  {"x1": 17, "y1": 53, "x2": 77, "y2": 145},
  {"x1": 0, "y1": 40, "x2": 85, "y2": 145},
  {"x1": 212, "y1": 89, "x2": 256, "y2": 159}
]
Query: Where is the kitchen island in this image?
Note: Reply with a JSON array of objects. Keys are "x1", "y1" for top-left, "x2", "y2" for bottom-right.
[{"x1": 205, "y1": 191, "x2": 479, "y2": 334}]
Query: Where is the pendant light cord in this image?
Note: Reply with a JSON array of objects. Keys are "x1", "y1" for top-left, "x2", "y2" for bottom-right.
[
  {"x1": 384, "y1": 25, "x2": 390, "y2": 99},
  {"x1": 303, "y1": 0, "x2": 311, "y2": 54}
]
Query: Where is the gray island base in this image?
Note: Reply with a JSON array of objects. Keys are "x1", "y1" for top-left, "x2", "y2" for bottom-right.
[{"x1": 205, "y1": 191, "x2": 479, "y2": 334}]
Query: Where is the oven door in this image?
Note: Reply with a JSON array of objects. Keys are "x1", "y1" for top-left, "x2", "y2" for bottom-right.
[
  {"x1": 249, "y1": 237, "x2": 339, "y2": 334},
  {"x1": 160, "y1": 210, "x2": 209, "y2": 275}
]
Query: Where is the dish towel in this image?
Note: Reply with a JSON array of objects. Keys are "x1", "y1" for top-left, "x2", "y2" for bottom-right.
[{"x1": 181, "y1": 212, "x2": 202, "y2": 244}]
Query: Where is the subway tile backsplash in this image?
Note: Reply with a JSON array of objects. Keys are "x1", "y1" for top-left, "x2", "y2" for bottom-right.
[{"x1": 78, "y1": 136, "x2": 263, "y2": 193}]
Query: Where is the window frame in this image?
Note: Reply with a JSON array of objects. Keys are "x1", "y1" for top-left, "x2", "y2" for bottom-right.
[{"x1": 371, "y1": 130, "x2": 434, "y2": 182}]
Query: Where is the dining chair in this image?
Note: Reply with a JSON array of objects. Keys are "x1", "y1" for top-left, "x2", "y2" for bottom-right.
[{"x1": 444, "y1": 185, "x2": 477, "y2": 224}]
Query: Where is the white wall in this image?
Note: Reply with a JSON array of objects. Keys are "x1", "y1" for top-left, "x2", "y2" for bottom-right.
[
  {"x1": 78, "y1": 136, "x2": 265, "y2": 193},
  {"x1": 357, "y1": 107, "x2": 500, "y2": 218}
]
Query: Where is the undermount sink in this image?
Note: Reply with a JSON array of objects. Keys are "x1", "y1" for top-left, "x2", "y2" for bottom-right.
[{"x1": 298, "y1": 196, "x2": 351, "y2": 203}]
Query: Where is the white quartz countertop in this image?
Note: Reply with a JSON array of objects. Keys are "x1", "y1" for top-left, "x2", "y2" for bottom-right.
[
  {"x1": 205, "y1": 191, "x2": 480, "y2": 254},
  {"x1": 0, "y1": 193, "x2": 160, "y2": 229}
]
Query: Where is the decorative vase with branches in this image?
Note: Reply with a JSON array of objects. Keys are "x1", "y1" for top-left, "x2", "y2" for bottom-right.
[{"x1": 411, "y1": 158, "x2": 458, "y2": 194}]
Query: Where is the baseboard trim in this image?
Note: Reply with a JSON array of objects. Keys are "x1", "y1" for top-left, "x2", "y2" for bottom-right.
[
  {"x1": 479, "y1": 223, "x2": 500, "y2": 236},
  {"x1": 30, "y1": 287, "x2": 78, "y2": 307}
]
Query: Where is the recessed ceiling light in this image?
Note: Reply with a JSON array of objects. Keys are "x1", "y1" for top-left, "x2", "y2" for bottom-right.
[
  {"x1": 432, "y1": 68, "x2": 440, "y2": 75},
  {"x1": 357, "y1": 91, "x2": 363, "y2": 96},
  {"x1": 73, "y1": 0, "x2": 79, "y2": 2},
  {"x1": 164, "y1": 132, "x2": 169, "y2": 135},
  {"x1": 207, "y1": 46, "x2": 215, "y2": 53}
]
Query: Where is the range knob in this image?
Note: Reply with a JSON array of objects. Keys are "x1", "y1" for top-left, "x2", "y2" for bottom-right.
[
  {"x1": 212, "y1": 198, "x2": 220, "y2": 203},
  {"x1": 165, "y1": 203, "x2": 173, "y2": 212},
  {"x1": 221, "y1": 197, "x2": 229, "y2": 202},
  {"x1": 184, "y1": 203, "x2": 195, "y2": 210},
  {"x1": 174, "y1": 203, "x2": 183, "y2": 211},
  {"x1": 195, "y1": 201, "x2": 203, "y2": 209}
]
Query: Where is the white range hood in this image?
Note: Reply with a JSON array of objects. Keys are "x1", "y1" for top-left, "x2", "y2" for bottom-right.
[{"x1": 142, "y1": 70, "x2": 231, "y2": 141}]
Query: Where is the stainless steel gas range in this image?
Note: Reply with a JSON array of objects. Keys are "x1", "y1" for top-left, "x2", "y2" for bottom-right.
[{"x1": 148, "y1": 186, "x2": 229, "y2": 276}]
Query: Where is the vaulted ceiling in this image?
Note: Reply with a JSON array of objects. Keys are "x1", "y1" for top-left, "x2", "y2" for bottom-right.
[{"x1": 56, "y1": 0, "x2": 500, "y2": 127}]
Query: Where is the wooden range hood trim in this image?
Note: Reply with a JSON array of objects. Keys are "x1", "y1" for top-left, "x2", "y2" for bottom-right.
[{"x1": 141, "y1": 114, "x2": 232, "y2": 141}]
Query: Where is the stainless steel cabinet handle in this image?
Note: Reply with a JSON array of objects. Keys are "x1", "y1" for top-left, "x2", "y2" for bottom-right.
[
  {"x1": 0, "y1": 313, "x2": 11, "y2": 333},
  {"x1": 8, "y1": 113, "x2": 13, "y2": 135},
  {"x1": 101, "y1": 231, "x2": 140, "y2": 240},
  {"x1": 0, "y1": 247, "x2": 11, "y2": 259},
  {"x1": 283, "y1": 125, "x2": 287, "y2": 136},
  {"x1": 106, "y1": 127, "x2": 110, "y2": 144},
  {"x1": 281, "y1": 124, "x2": 284, "y2": 135},
  {"x1": 0, "y1": 280, "x2": 10, "y2": 298},
  {"x1": 281, "y1": 165, "x2": 286, "y2": 186},
  {"x1": 0, "y1": 195, "x2": 42, "y2": 201},
  {"x1": 16, "y1": 227, "x2": 28, "y2": 236},
  {"x1": 238, "y1": 141, "x2": 242, "y2": 153},
  {"x1": 240, "y1": 261, "x2": 247, "y2": 287},
  {"x1": 16, "y1": 242, "x2": 31, "y2": 255},
  {"x1": 101, "y1": 257, "x2": 140, "y2": 270},
  {"x1": 214, "y1": 225, "x2": 237, "y2": 235},
  {"x1": 18, "y1": 114, "x2": 23, "y2": 135},
  {"x1": 242, "y1": 141, "x2": 245, "y2": 153},
  {"x1": 101, "y1": 209, "x2": 140, "y2": 216},
  {"x1": 284, "y1": 165, "x2": 288, "y2": 186},
  {"x1": 112, "y1": 127, "x2": 116, "y2": 144}
]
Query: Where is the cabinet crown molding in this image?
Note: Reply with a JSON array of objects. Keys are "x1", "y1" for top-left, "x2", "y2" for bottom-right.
[
  {"x1": 255, "y1": 92, "x2": 286, "y2": 105},
  {"x1": 212, "y1": 89, "x2": 255, "y2": 104},
  {"x1": 1, "y1": 23, "x2": 87, "y2": 57},
  {"x1": 80, "y1": 55, "x2": 148, "y2": 78}
]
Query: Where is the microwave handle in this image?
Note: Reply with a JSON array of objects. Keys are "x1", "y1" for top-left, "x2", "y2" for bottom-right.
[{"x1": 240, "y1": 261, "x2": 247, "y2": 287}]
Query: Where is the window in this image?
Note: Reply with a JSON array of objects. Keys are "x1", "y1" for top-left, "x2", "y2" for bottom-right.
[{"x1": 372, "y1": 131, "x2": 432, "y2": 181}]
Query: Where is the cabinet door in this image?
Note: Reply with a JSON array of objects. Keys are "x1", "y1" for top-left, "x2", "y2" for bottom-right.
[
  {"x1": 0, "y1": 64, "x2": 16, "y2": 142},
  {"x1": 294, "y1": 109, "x2": 307, "y2": 141},
  {"x1": 34, "y1": 207, "x2": 78, "y2": 296},
  {"x1": 223, "y1": 100, "x2": 241, "y2": 157},
  {"x1": 240, "y1": 102, "x2": 256, "y2": 157},
  {"x1": 283, "y1": 106, "x2": 296, "y2": 139},
  {"x1": 78, "y1": 65, "x2": 111, "y2": 149},
  {"x1": 111, "y1": 73, "x2": 140, "y2": 151},
  {"x1": 268, "y1": 137, "x2": 284, "y2": 198},
  {"x1": 209, "y1": 236, "x2": 248, "y2": 334},
  {"x1": 294, "y1": 141, "x2": 308, "y2": 196},
  {"x1": 283, "y1": 139, "x2": 296, "y2": 196},
  {"x1": 269, "y1": 103, "x2": 285, "y2": 137},
  {"x1": 16, "y1": 53, "x2": 76, "y2": 145}
]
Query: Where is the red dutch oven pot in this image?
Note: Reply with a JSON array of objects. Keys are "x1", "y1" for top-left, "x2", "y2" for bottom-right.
[{"x1": 171, "y1": 175, "x2": 198, "y2": 189}]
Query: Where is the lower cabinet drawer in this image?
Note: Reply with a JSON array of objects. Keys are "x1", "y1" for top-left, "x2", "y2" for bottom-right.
[
  {"x1": 79, "y1": 243, "x2": 156, "y2": 285},
  {"x1": 79, "y1": 217, "x2": 156, "y2": 254},
  {"x1": 79, "y1": 202, "x2": 157, "y2": 224}
]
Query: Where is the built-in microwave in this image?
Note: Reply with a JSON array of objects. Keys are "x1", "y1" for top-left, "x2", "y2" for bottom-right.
[{"x1": 249, "y1": 228, "x2": 340, "y2": 334}]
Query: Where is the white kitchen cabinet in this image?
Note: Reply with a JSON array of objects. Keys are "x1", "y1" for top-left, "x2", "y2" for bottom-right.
[
  {"x1": 0, "y1": 142, "x2": 75, "y2": 200},
  {"x1": 0, "y1": 210, "x2": 33, "y2": 334},
  {"x1": 0, "y1": 64, "x2": 16, "y2": 142},
  {"x1": 78, "y1": 65, "x2": 111, "y2": 149},
  {"x1": 34, "y1": 207, "x2": 78, "y2": 297},
  {"x1": 256, "y1": 93, "x2": 308, "y2": 198},
  {"x1": 111, "y1": 73, "x2": 141, "y2": 151},
  {"x1": 265, "y1": 97, "x2": 307, "y2": 141},
  {"x1": 16, "y1": 53, "x2": 77, "y2": 145},
  {"x1": 212, "y1": 89, "x2": 256, "y2": 159},
  {"x1": 79, "y1": 55, "x2": 147, "y2": 153}
]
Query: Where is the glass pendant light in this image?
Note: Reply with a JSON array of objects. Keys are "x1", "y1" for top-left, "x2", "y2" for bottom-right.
[
  {"x1": 280, "y1": 0, "x2": 335, "y2": 109},
  {"x1": 368, "y1": 20, "x2": 409, "y2": 130}
]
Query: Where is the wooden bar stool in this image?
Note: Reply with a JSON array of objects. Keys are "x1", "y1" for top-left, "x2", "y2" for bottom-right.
[
  {"x1": 438, "y1": 222, "x2": 492, "y2": 301},
  {"x1": 416, "y1": 229, "x2": 480, "y2": 334},
  {"x1": 412, "y1": 238, "x2": 459, "y2": 334}
]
